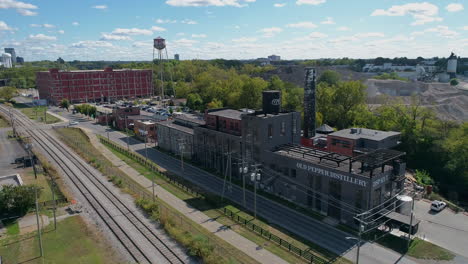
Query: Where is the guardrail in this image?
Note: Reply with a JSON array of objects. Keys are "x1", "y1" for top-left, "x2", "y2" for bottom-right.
[{"x1": 223, "y1": 207, "x2": 328, "y2": 264}]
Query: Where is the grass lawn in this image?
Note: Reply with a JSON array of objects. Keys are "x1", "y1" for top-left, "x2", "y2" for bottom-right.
[
  {"x1": 13, "y1": 103, "x2": 60, "y2": 124},
  {"x1": 0, "y1": 216, "x2": 122, "y2": 264},
  {"x1": 104, "y1": 138, "x2": 351, "y2": 264},
  {"x1": 378, "y1": 235, "x2": 455, "y2": 261},
  {"x1": 55, "y1": 128, "x2": 258, "y2": 264}
]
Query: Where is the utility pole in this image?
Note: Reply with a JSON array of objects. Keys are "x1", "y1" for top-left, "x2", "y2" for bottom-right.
[
  {"x1": 221, "y1": 152, "x2": 232, "y2": 201},
  {"x1": 177, "y1": 138, "x2": 186, "y2": 172},
  {"x1": 35, "y1": 186, "x2": 44, "y2": 258},
  {"x1": 407, "y1": 195, "x2": 415, "y2": 251},
  {"x1": 125, "y1": 115, "x2": 129, "y2": 151},
  {"x1": 105, "y1": 111, "x2": 110, "y2": 141},
  {"x1": 238, "y1": 159, "x2": 248, "y2": 207},
  {"x1": 52, "y1": 178, "x2": 57, "y2": 230},
  {"x1": 250, "y1": 164, "x2": 261, "y2": 219}
]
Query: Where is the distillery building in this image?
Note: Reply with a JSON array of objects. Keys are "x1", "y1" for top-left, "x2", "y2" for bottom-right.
[
  {"x1": 155, "y1": 68, "x2": 406, "y2": 226},
  {"x1": 36, "y1": 67, "x2": 152, "y2": 105}
]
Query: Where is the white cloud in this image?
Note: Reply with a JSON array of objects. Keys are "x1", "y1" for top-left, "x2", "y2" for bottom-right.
[
  {"x1": 181, "y1": 19, "x2": 197, "y2": 24},
  {"x1": 462, "y1": 26, "x2": 468, "y2": 30},
  {"x1": 308, "y1": 32, "x2": 327, "y2": 38},
  {"x1": 100, "y1": 33, "x2": 132, "y2": 41},
  {"x1": 232, "y1": 37, "x2": 258, "y2": 42},
  {"x1": 57, "y1": 30, "x2": 65, "y2": 34},
  {"x1": 286, "y1": 21, "x2": 317, "y2": 29},
  {"x1": 173, "y1": 38, "x2": 198, "y2": 46},
  {"x1": 176, "y1": 32, "x2": 185, "y2": 36},
  {"x1": 71, "y1": 40, "x2": 112, "y2": 48},
  {"x1": 132, "y1": 41, "x2": 152, "y2": 48},
  {"x1": 274, "y1": 3, "x2": 286, "y2": 7},
  {"x1": 192, "y1": 34, "x2": 207, "y2": 38},
  {"x1": 17, "y1": 8, "x2": 36, "y2": 16},
  {"x1": 320, "y1": 17, "x2": 335, "y2": 25},
  {"x1": 337, "y1": 26, "x2": 350, "y2": 31},
  {"x1": 92, "y1": 5, "x2": 107, "y2": 9},
  {"x1": 412, "y1": 25, "x2": 459, "y2": 38},
  {"x1": 0, "y1": 0, "x2": 38, "y2": 16},
  {"x1": 30, "y1": 23, "x2": 55, "y2": 28},
  {"x1": 371, "y1": 2, "x2": 442, "y2": 26},
  {"x1": 111, "y1": 28, "x2": 153, "y2": 36},
  {"x1": 0, "y1": 21, "x2": 13, "y2": 31},
  {"x1": 151, "y1": 26, "x2": 167, "y2": 32},
  {"x1": 166, "y1": 0, "x2": 255, "y2": 7},
  {"x1": 446, "y1": 3, "x2": 463, "y2": 12},
  {"x1": 28, "y1": 34, "x2": 57, "y2": 41},
  {"x1": 354, "y1": 32, "x2": 385, "y2": 38},
  {"x1": 259, "y1": 27, "x2": 282, "y2": 37},
  {"x1": 156, "y1": 18, "x2": 177, "y2": 24},
  {"x1": 296, "y1": 0, "x2": 326, "y2": 6},
  {"x1": 72, "y1": 22, "x2": 79, "y2": 26}
]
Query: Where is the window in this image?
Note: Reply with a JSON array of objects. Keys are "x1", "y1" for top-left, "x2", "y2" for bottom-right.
[
  {"x1": 268, "y1": 124, "x2": 273, "y2": 138},
  {"x1": 290, "y1": 169, "x2": 296, "y2": 178},
  {"x1": 280, "y1": 121, "x2": 285, "y2": 136},
  {"x1": 292, "y1": 117, "x2": 297, "y2": 134}
]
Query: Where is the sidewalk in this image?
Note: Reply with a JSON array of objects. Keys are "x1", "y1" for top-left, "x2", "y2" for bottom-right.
[{"x1": 83, "y1": 128, "x2": 288, "y2": 264}]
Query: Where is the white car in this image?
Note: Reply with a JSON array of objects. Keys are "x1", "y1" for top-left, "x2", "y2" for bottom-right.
[
  {"x1": 69, "y1": 121, "x2": 79, "y2": 126},
  {"x1": 431, "y1": 200, "x2": 447, "y2": 212}
]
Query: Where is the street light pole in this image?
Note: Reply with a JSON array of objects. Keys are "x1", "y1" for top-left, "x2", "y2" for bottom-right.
[
  {"x1": 407, "y1": 195, "x2": 415, "y2": 251},
  {"x1": 35, "y1": 186, "x2": 44, "y2": 258}
]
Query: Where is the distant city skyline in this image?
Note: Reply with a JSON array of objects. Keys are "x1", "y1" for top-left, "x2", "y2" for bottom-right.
[{"x1": 0, "y1": 0, "x2": 467, "y2": 61}]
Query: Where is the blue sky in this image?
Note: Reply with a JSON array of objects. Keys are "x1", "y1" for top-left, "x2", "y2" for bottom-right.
[{"x1": 1, "y1": 0, "x2": 467, "y2": 61}]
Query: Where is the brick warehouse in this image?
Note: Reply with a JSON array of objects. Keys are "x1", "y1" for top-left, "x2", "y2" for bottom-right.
[{"x1": 36, "y1": 67, "x2": 153, "y2": 105}]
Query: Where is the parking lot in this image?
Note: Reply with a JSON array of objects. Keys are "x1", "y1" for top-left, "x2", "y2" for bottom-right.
[{"x1": 0, "y1": 127, "x2": 29, "y2": 177}]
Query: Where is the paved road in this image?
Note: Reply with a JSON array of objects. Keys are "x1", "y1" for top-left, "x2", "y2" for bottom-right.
[
  {"x1": 414, "y1": 200, "x2": 468, "y2": 258},
  {"x1": 52, "y1": 107, "x2": 420, "y2": 264},
  {"x1": 0, "y1": 127, "x2": 28, "y2": 176}
]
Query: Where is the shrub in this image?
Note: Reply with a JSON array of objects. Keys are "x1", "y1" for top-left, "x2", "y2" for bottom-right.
[{"x1": 450, "y1": 78, "x2": 459, "y2": 86}]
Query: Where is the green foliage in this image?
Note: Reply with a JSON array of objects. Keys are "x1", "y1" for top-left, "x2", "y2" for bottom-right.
[
  {"x1": 0, "y1": 65, "x2": 47, "y2": 89},
  {"x1": 414, "y1": 170, "x2": 433, "y2": 186},
  {"x1": 60, "y1": 99, "x2": 70, "y2": 111},
  {"x1": 187, "y1": 93, "x2": 203, "y2": 111},
  {"x1": 0, "y1": 185, "x2": 38, "y2": 216},
  {"x1": 317, "y1": 80, "x2": 367, "y2": 129},
  {"x1": 0, "y1": 86, "x2": 17, "y2": 101},
  {"x1": 207, "y1": 98, "x2": 223, "y2": 109},
  {"x1": 374, "y1": 72, "x2": 408, "y2": 81},
  {"x1": 74, "y1": 104, "x2": 97, "y2": 117},
  {"x1": 450, "y1": 78, "x2": 459, "y2": 86},
  {"x1": 317, "y1": 70, "x2": 341, "y2": 86}
]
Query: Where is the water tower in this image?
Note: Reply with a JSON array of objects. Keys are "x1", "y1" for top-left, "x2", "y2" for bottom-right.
[
  {"x1": 152, "y1": 37, "x2": 174, "y2": 100},
  {"x1": 447, "y1": 52, "x2": 457, "y2": 79}
]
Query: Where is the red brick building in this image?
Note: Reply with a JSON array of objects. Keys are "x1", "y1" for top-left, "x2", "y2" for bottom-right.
[{"x1": 36, "y1": 68, "x2": 152, "y2": 105}]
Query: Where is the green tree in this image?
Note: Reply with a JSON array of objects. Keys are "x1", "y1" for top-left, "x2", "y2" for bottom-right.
[
  {"x1": 0, "y1": 185, "x2": 38, "y2": 216},
  {"x1": 187, "y1": 93, "x2": 203, "y2": 111},
  {"x1": 60, "y1": 99, "x2": 70, "y2": 111},
  {"x1": 0, "y1": 86, "x2": 17, "y2": 101},
  {"x1": 317, "y1": 70, "x2": 341, "y2": 86},
  {"x1": 450, "y1": 78, "x2": 459, "y2": 86},
  {"x1": 207, "y1": 98, "x2": 223, "y2": 109},
  {"x1": 442, "y1": 122, "x2": 468, "y2": 199}
]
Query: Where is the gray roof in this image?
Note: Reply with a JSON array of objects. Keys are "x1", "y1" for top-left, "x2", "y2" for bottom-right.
[
  {"x1": 316, "y1": 124, "x2": 334, "y2": 133},
  {"x1": 207, "y1": 109, "x2": 243, "y2": 120},
  {"x1": 329, "y1": 128, "x2": 400, "y2": 141},
  {"x1": 156, "y1": 120, "x2": 194, "y2": 135},
  {"x1": 175, "y1": 115, "x2": 205, "y2": 125}
]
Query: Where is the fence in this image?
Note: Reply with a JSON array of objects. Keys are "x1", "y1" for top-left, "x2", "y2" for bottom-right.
[
  {"x1": 98, "y1": 135, "x2": 202, "y2": 198},
  {"x1": 223, "y1": 207, "x2": 329, "y2": 264},
  {"x1": 159, "y1": 202, "x2": 257, "y2": 264}
]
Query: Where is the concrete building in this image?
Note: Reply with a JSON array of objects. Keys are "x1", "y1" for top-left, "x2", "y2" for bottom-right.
[
  {"x1": 268, "y1": 55, "x2": 281, "y2": 61},
  {"x1": 156, "y1": 116, "x2": 205, "y2": 159},
  {"x1": 134, "y1": 120, "x2": 157, "y2": 142},
  {"x1": 1, "y1": 53, "x2": 12, "y2": 68},
  {"x1": 153, "y1": 70, "x2": 407, "y2": 227},
  {"x1": 327, "y1": 128, "x2": 400, "y2": 156},
  {"x1": 16, "y1": 57, "x2": 24, "y2": 64},
  {"x1": 4, "y1": 48, "x2": 16, "y2": 65},
  {"x1": 36, "y1": 68, "x2": 152, "y2": 105}
]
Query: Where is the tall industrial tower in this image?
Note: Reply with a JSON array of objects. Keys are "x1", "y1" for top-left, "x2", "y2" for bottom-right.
[
  {"x1": 303, "y1": 68, "x2": 316, "y2": 139},
  {"x1": 152, "y1": 37, "x2": 174, "y2": 99}
]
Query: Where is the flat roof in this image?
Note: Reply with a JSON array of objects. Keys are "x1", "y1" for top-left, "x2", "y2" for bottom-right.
[
  {"x1": 207, "y1": 109, "x2": 243, "y2": 120},
  {"x1": 175, "y1": 115, "x2": 205, "y2": 125},
  {"x1": 329, "y1": 128, "x2": 400, "y2": 141},
  {"x1": 156, "y1": 119, "x2": 194, "y2": 135}
]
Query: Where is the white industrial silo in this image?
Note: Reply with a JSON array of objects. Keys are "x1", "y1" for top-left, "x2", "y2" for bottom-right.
[
  {"x1": 447, "y1": 52, "x2": 457, "y2": 78},
  {"x1": 1, "y1": 53, "x2": 12, "y2": 68},
  {"x1": 395, "y1": 195, "x2": 413, "y2": 216}
]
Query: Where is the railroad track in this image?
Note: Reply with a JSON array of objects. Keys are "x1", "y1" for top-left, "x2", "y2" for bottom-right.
[{"x1": 0, "y1": 106, "x2": 188, "y2": 264}]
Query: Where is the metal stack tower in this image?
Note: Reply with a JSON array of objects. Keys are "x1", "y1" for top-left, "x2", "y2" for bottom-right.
[{"x1": 303, "y1": 67, "x2": 316, "y2": 138}]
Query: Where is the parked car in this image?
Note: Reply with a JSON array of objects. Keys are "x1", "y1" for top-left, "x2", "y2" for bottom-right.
[
  {"x1": 69, "y1": 121, "x2": 79, "y2": 126},
  {"x1": 431, "y1": 200, "x2": 447, "y2": 212}
]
